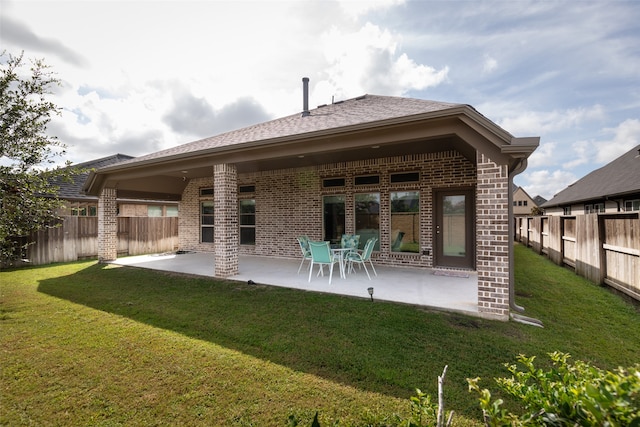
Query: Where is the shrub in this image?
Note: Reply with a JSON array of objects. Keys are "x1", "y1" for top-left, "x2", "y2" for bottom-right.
[{"x1": 468, "y1": 352, "x2": 640, "y2": 426}]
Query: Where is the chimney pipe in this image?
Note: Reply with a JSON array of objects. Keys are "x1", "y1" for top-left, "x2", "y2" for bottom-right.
[{"x1": 301, "y1": 77, "x2": 310, "y2": 117}]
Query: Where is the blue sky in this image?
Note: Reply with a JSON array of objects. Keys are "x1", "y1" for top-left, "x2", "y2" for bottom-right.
[{"x1": 2, "y1": 0, "x2": 638, "y2": 200}]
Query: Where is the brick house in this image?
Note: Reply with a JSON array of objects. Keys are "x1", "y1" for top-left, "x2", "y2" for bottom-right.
[{"x1": 84, "y1": 85, "x2": 539, "y2": 319}]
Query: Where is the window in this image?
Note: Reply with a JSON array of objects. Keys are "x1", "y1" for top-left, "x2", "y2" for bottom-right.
[
  {"x1": 323, "y1": 178, "x2": 345, "y2": 188},
  {"x1": 200, "y1": 188, "x2": 214, "y2": 196},
  {"x1": 563, "y1": 206, "x2": 572, "y2": 215},
  {"x1": 69, "y1": 202, "x2": 97, "y2": 216},
  {"x1": 390, "y1": 172, "x2": 419, "y2": 183},
  {"x1": 355, "y1": 193, "x2": 380, "y2": 250},
  {"x1": 323, "y1": 195, "x2": 345, "y2": 244},
  {"x1": 354, "y1": 175, "x2": 380, "y2": 186},
  {"x1": 239, "y1": 199, "x2": 255, "y2": 245},
  {"x1": 201, "y1": 201, "x2": 214, "y2": 243},
  {"x1": 524, "y1": 201, "x2": 528, "y2": 206},
  {"x1": 585, "y1": 203, "x2": 604, "y2": 214},
  {"x1": 166, "y1": 206, "x2": 179, "y2": 217},
  {"x1": 390, "y1": 191, "x2": 419, "y2": 253},
  {"x1": 625, "y1": 199, "x2": 640, "y2": 211},
  {"x1": 147, "y1": 206, "x2": 163, "y2": 217}
]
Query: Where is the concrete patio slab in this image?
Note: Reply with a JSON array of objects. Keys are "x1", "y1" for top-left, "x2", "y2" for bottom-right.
[{"x1": 112, "y1": 252, "x2": 479, "y2": 315}]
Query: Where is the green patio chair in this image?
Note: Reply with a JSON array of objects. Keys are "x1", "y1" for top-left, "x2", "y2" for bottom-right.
[
  {"x1": 296, "y1": 235, "x2": 312, "y2": 274},
  {"x1": 308, "y1": 240, "x2": 340, "y2": 284},
  {"x1": 391, "y1": 231, "x2": 405, "y2": 252},
  {"x1": 346, "y1": 237, "x2": 378, "y2": 280},
  {"x1": 340, "y1": 234, "x2": 360, "y2": 251}
]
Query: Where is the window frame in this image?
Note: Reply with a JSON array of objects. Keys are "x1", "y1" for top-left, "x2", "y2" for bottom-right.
[
  {"x1": 200, "y1": 196, "x2": 215, "y2": 243},
  {"x1": 239, "y1": 198, "x2": 256, "y2": 245},
  {"x1": 389, "y1": 190, "x2": 420, "y2": 253}
]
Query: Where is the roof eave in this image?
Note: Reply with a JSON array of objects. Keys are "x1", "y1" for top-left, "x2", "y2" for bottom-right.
[{"x1": 87, "y1": 105, "x2": 474, "y2": 174}]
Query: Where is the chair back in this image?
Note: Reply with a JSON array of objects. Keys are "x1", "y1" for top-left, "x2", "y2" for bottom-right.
[
  {"x1": 309, "y1": 241, "x2": 333, "y2": 263},
  {"x1": 297, "y1": 235, "x2": 310, "y2": 256},
  {"x1": 391, "y1": 231, "x2": 405, "y2": 251},
  {"x1": 340, "y1": 234, "x2": 360, "y2": 250},
  {"x1": 361, "y1": 237, "x2": 377, "y2": 260}
]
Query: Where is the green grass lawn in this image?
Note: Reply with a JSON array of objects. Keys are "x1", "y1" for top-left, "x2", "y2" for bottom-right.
[{"x1": 1, "y1": 244, "x2": 638, "y2": 426}]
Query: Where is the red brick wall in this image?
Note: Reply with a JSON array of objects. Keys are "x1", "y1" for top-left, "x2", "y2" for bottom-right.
[
  {"x1": 180, "y1": 150, "x2": 476, "y2": 270},
  {"x1": 97, "y1": 187, "x2": 118, "y2": 262},
  {"x1": 476, "y1": 153, "x2": 510, "y2": 319}
]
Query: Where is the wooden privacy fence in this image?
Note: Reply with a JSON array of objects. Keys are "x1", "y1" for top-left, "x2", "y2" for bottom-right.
[
  {"x1": 515, "y1": 213, "x2": 639, "y2": 301},
  {"x1": 27, "y1": 216, "x2": 179, "y2": 265}
]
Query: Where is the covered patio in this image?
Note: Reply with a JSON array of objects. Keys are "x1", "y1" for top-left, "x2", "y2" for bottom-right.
[{"x1": 112, "y1": 252, "x2": 479, "y2": 316}]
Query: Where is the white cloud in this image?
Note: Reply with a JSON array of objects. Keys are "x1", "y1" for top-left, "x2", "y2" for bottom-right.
[
  {"x1": 519, "y1": 169, "x2": 579, "y2": 200},
  {"x1": 483, "y1": 54, "x2": 498, "y2": 73},
  {"x1": 318, "y1": 23, "x2": 448, "y2": 101},
  {"x1": 563, "y1": 140, "x2": 592, "y2": 170},
  {"x1": 497, "y1": 105, "x2": 605, "y2": 135},
  {"x1": 596, "y1": 118, "x2": 640, "y2": 163},
  {"x1": 526, "y1": 141, "x2": 557, "y2": 169},
  {"x1": 337, "y1": 0, "x2": 405, "y2": 19}
]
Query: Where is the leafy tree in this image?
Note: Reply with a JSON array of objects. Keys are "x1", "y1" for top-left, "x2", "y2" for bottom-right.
[
  {"x1": 530, "y1": 206, "x2": 544, "y2": 216},
  {"x1": 0, "y1": 51, "x2": 75, "y2": 266}
]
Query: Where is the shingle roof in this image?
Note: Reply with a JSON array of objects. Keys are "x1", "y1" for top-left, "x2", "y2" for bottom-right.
[
  {"x1": 113, "y1": 95, "x2": 465, "y2": 166},
  {"x1": 52, "y1": 154, "x2": 134, "y2": 200},
  {"x1": 533, "y1": 195, "x2": 547, "y2": 206},
  {"x1": 542, "y1": 144, "x2": 640, "y2": 207}
]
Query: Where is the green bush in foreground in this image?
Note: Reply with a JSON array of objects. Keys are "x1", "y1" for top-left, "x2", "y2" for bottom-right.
[
  {"x1": 468, "y1": 352, "x2": 640, "y2": 427},
  {"x1": 300, "y1": 353, "x2": 639, "y2": 426}
]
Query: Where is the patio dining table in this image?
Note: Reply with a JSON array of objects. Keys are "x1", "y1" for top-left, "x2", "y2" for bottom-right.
[{"x1": 330, "y1": 247, "x2": 354, "y2": 279}]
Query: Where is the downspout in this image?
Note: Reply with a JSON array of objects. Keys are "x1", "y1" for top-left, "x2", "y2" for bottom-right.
[{"x1": 508, "y1": 158, "x2": 544, "y2": 327}]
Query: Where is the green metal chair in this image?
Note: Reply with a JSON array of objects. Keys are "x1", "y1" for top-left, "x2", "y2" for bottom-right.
[
  {"x1": 391, "y1": 231, "x2": 405, "y2": 252},
  {"x1": 296, "y1": 236, "x2": 312, "y2": 274},
  {"x1": 340, "y1": 234, "x2": 360, "y2": 251},
  {"x1": 308, "y1": 241, "x2": 340, "y2": 284},
  {"x1": 346, "y1": 237, "x2": 378, "y2": 279}
]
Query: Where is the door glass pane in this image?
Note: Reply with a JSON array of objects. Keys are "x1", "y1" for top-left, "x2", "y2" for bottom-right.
[
  {"x1": 323, "y1": 195, "x2": 345, "y2": 245},
  {"x1": 443, "y1": 195, "x2": 465, "y2": 257},
  {"x1": 390, "y1": 191, "x2": 419, "y2": 253},
  {"x1": 355, "y1": 193, "x2": 380, "y2": 250}
]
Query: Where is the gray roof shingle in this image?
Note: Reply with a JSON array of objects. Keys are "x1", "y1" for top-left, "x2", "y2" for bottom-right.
[
  {"x1": 114, "y1": 95, "x2": 465, "y2": 166},
  {"x1": 52, "y1": 154, "x2": 134, "y2": 200},
  {"x1": 542, "y1": 144, "x2": 640, "y2": 207}
]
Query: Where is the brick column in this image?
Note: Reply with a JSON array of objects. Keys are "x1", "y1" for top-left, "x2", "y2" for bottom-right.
[
  {"x1": 476, "y1": 153, "x2": 510, "y2": 320},
  {"x1": 98, "y1": 187, "x2": 118, "y2": 262},
  {"x1": 213, "y1": 163, "x2": 238, "y2": 277}
]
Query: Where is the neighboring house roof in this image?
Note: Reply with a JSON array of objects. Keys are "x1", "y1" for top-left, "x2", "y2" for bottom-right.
[
  {"x1": 513, "y1": 186, "x2": 546, "y2": 206},
  {"x1": 533, "y1": 195, "x2": 547, "y2": 206},
  {"x1": 542, "y1": 144, "x2": 640, "y2": 208},
  {"x1": 52, "y1": 154, "x2": 135, "y2": 200},
  {"x1": 84, "y1": 93, "x2": 539, "y2": 197}
]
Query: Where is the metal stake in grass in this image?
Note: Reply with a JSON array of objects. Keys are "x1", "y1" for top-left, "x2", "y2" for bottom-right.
[{"x1": 367, "y1": 287, "x2": 374, "y2": 302}]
